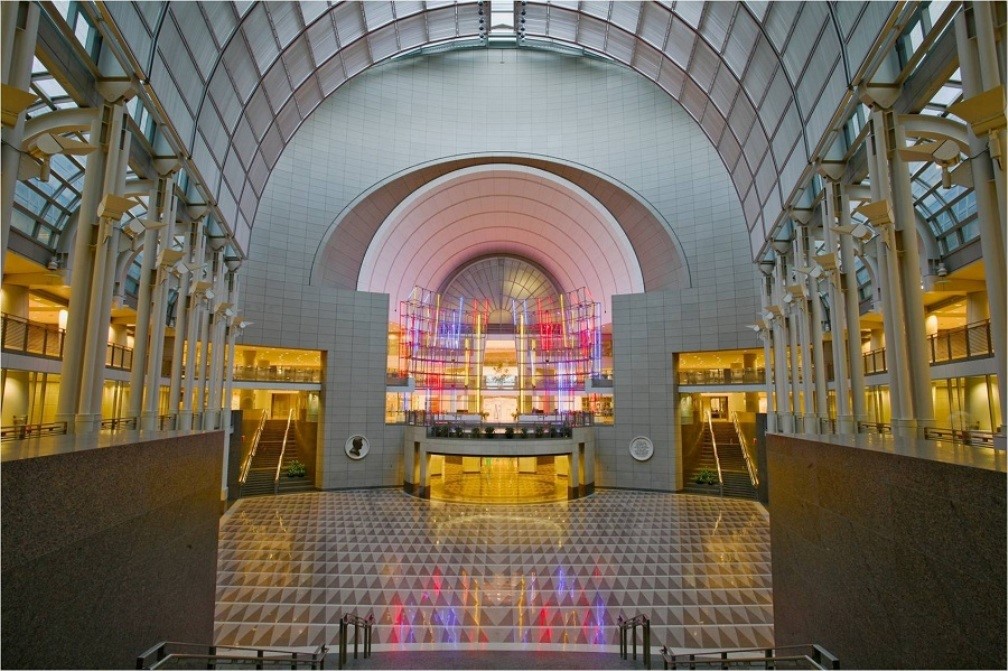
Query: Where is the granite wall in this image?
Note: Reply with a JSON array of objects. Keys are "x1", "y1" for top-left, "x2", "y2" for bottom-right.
[
  {"x1": 1, "y1": 432, "x2": 222, "y2": 668},
  {"x1": 767, "y1": 433, "x2": 1006, "y2": 669}
]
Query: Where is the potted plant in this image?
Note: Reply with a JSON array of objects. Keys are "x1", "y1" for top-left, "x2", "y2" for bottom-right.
[
  {"x1": 694, "y1": 468, "x2": 717, "y2": 486},
  {"x1": 534, "y1": 425, "x2": 545, "y2": 438},
  {"x1": 548, "y1": 426, "x2": 558, "y2": 438},
  {"x1": 451, "y1": 425, "x2": 464, "y2": 438},
  {"x1": 504, "y1": 426, "x2": 515, "y2": 439},
  {"x1": 285, "y1": 460, "x2": 307, "y2": 478},
  {"x1": 519, "y1": 426, "x2": 530, "y2": 439},
  {"x1": 484, "y1": 425, "x2": 495, "y2": 439}
]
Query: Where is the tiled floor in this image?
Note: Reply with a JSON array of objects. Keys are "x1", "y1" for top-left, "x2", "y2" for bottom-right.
[
  {"x1": 431, "y1": 458, "x2": 569, "y2": 503},
  {"x1": 215, "y1": 489, "x2": 773, "y2": 653}
]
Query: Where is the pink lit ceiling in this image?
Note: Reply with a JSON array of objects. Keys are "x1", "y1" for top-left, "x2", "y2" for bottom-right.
[{"x1": 354, "y1": 165, "x2": 646, "y2": 321}]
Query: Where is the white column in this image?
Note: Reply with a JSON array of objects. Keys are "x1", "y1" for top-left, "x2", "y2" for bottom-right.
[
  {"x1": 1, "y1": 1, "x2": 40, "y2": 256},
  {"x1": 821, "y1": 182, "x2": 851, "y2": 432},
  {"x1": 800, "y1": 223, "x2": 829, "y2": 429},
  {"x1": 140, "y1": 184, "x2": 178, "y2": 430},
  {"x1": 127, "y1": 181, "x2": 162, "y2": 419},
  {"x1": 956, "y1": 10, "x2": 1007, "y2": 434},
  {"x1": 167, "y1": 231, "x2": 192, "y2": 423},
  {"x1": 79, "y1": 119, "x2": 132, "y2": 431},
  {"x1": 203, "y1": 247, "x2": 227, "y2": 430},
  {"x1": 837, "y1": 182, "x2": 868, "y2": 429},
  {"x1": 866, "y1": 113, "x2": 915, "y2": 436},
  {"x1": 178, "y1": 221, "x2": 207, "y2": 430},
  {"x1": 757, "y1": 267, "x2": 777, "y2": 432},
  {"x1": 55, "y1": 108, "x2": 107, "y2": 430},
  {"x1": 771, "y1": 256, "x2": 794, "y2": 432},
  {"x1": 887, "y1": 111, "x2": 935, "y2": 432}
]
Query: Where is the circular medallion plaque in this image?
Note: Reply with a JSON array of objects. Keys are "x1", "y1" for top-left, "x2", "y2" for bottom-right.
[
  {"x1": 629, "y1": 436, "x2": 654, "y2": 462},
  {"x1": 345, "y1": 435, "x2": 370, "y2": 460}
]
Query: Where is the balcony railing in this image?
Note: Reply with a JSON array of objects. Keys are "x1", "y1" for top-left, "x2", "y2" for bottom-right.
[
  {"x1": 862, "y1": 319, "x2": 993, "y2": 375},
  {"x1": 233, "y1": 364, "x2": 321, "y2": 383},
  {"x1": 1, "y1": 312, "x2": 63, "y2": 359},
  {"x1": 1, "y1": 312, "x2": 132, "y2": 371},
  {"x1": 678, "y1": 368, "x2": 766, "y2": 385}
]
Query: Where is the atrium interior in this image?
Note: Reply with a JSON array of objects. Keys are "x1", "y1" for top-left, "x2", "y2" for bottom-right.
[{"x1": 1, "y1": 1, "x2": 1005, "y2": 670}]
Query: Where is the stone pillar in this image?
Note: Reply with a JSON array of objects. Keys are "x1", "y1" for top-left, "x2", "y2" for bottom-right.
[
  {"x1": 1, "y1": 1, "x2": 40, "y2": 256},
  {"x1": 55, "y1": 108, "x2": 106, "y2": 430},
  {"x1": 955, "y1": 10, "x2": 1007, "y2": 434}
]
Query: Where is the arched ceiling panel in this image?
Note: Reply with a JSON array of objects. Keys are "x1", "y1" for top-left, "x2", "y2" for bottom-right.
[
  {"x1": 354, "y1": 166, "x2": 646, "y2": 321},
  {"x1": 106, "y1": 1, "x2": 898, "y2": 258},
  {"x1": 312, "y1": 156, "x2": 688, "y2": 294}
]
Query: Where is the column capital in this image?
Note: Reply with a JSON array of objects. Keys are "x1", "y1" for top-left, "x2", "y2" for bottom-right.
[
  {"x1": 816, "y1": 160, "x2": 846, "y2": 182},
  {"x1": 856, "y1": 83, "x2": 900, "y2": 110},
  {"x1": 96, "y1": 78, "x2": 136, "y2": 103}
]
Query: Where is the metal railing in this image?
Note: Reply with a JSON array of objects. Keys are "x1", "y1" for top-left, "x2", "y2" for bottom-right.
[
  {"x1": 100, "y1": 416, "x2": 137, "y2": 431},
  {"x1": 730, "y1": 412, "x2": 759, "y2": 488},
  {"x1": 661, "y1": 643, "x2": 839, "y2": 670},
  {"x1": 923, "y1": 426, "x2": 996, "y2": 447},
  {"x1": 1, "y1": 312, "x2": 134, "y2": 370},
  {"x1": 1, "y1": 312, "x2": 63, "y2": 359},
  {"x1": 678, "y1": 368, "x2": 766, "y2": 385},
  {"x1": 136, "y1": 641, "x2": 327, "y2": 670},
  {"x1": 273, "y1": 409, "x2": 295, "y2": 495},
  {"x1": 0, "y1": 420, "x2": 68, "y2": 441},
  {"x1": 863, "y1": 318, "x2": 993, "y2": 374},
  {"x1": 426, "y1": 423, "x2": 575, "y2": 439},
  {"x1": 706, "y1": 411, "x2": 724, "y2": 497},
  {"x1": 234, "y1": 365, "x2": 321, "y2": 383},
  {"x1": 857, "y1": 421, "x2": 892, "y2": 435},
  {"x1": 239, "y1": 410, "x2": 268, "y2": 486},
  {"x1": 337, "y1": 613, "x2": 374, "y2": 669},
  {"x1": 617, "y1": 614, "x2": 651, "y2": 668}
]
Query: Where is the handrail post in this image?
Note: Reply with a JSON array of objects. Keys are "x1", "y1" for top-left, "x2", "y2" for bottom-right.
[
  {"x1": 632, "y1": 618, "x2": 637, "y2": 660},
  {"x1": 644, "y1": 616, "x2": 651, "y2": 669},
  {"x1": 207, "y1": 644, "x2": 216, "y2": 670},
  {"x1": 256, "y1": 649, "x2": 264, "y2": 670}
]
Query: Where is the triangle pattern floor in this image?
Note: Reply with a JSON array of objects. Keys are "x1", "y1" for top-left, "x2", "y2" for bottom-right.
[{"x1": 215, "y1": 489, "x2": 774, "y2": 652}]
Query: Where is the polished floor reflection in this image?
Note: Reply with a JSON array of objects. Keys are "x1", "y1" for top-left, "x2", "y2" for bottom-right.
[
  {"x1": 215, "y1": 490, "x2": 773, "y2": 652},
  {"x1": 431, "y1": 456, "x2": 569, "y2": 504}
]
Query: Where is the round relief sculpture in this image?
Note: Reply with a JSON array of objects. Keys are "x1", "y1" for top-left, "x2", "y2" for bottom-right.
[
  {"x1": 345, "y1": 435, "x2": 370, "y2": 460},
  {"x1": 629, "y1": 436, "x2": 654, "y2": 462}
]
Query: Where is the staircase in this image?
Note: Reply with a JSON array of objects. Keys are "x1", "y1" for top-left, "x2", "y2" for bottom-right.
[
  {"x1": 684, "y1": 421, "x2": 758, "y2": 500},
  {"x1": 240, "y1": 419, "x2": 314, "y2": 497}
]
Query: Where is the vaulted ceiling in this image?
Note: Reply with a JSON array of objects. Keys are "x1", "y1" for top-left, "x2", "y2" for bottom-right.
[{"x1": 103, "y1": 1, "x2": 898, "y2": 257}]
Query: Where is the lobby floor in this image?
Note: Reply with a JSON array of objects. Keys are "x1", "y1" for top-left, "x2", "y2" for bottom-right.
[{"x1": 215, "y1": 489, "x2": 773, "y2": 653}]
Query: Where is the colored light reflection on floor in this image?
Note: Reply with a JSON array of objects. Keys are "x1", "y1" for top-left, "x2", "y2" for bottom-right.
[{"x1": 215, "y1": 490, "x2": 773, "y2": 652}]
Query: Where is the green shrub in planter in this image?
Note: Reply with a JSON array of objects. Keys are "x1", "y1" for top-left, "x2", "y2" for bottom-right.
[
  {"x1": 548, "y1": 426, "x2": 558, "y2": 438},
  {"x1": 534, "y1": 425, "x2": 545, "y2": 438},
  {"x1": 519, "y1": 426, "x2": 530, "y2": 439},
  {"x1": 694, "y1": 468, "x2": 718, "y2": 486},
  {"x1": 470, "y1": 426, "x2": 482, "y2": 439},
  {"x1": 286, "y1": 460, "x2": 307, "y2": 478},
  {"x1": 484, "y1": 426, "x2": 495, "y2": 439},
  {"x1": 451, "y1": 425, "x2": 464, "y2": 438},
  {"x1": 504, "y1": 426, "x2": 515, "y2": 439}
]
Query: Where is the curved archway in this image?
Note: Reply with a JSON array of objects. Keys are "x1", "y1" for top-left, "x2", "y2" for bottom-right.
[{"x1": 312, "y1": 154, "x2": 690, "y2": 300}]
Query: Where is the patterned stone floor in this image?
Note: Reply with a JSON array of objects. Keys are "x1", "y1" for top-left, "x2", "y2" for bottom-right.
[{"x1": 215, "y1": 489, "x2": 773, "y2": 653}]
